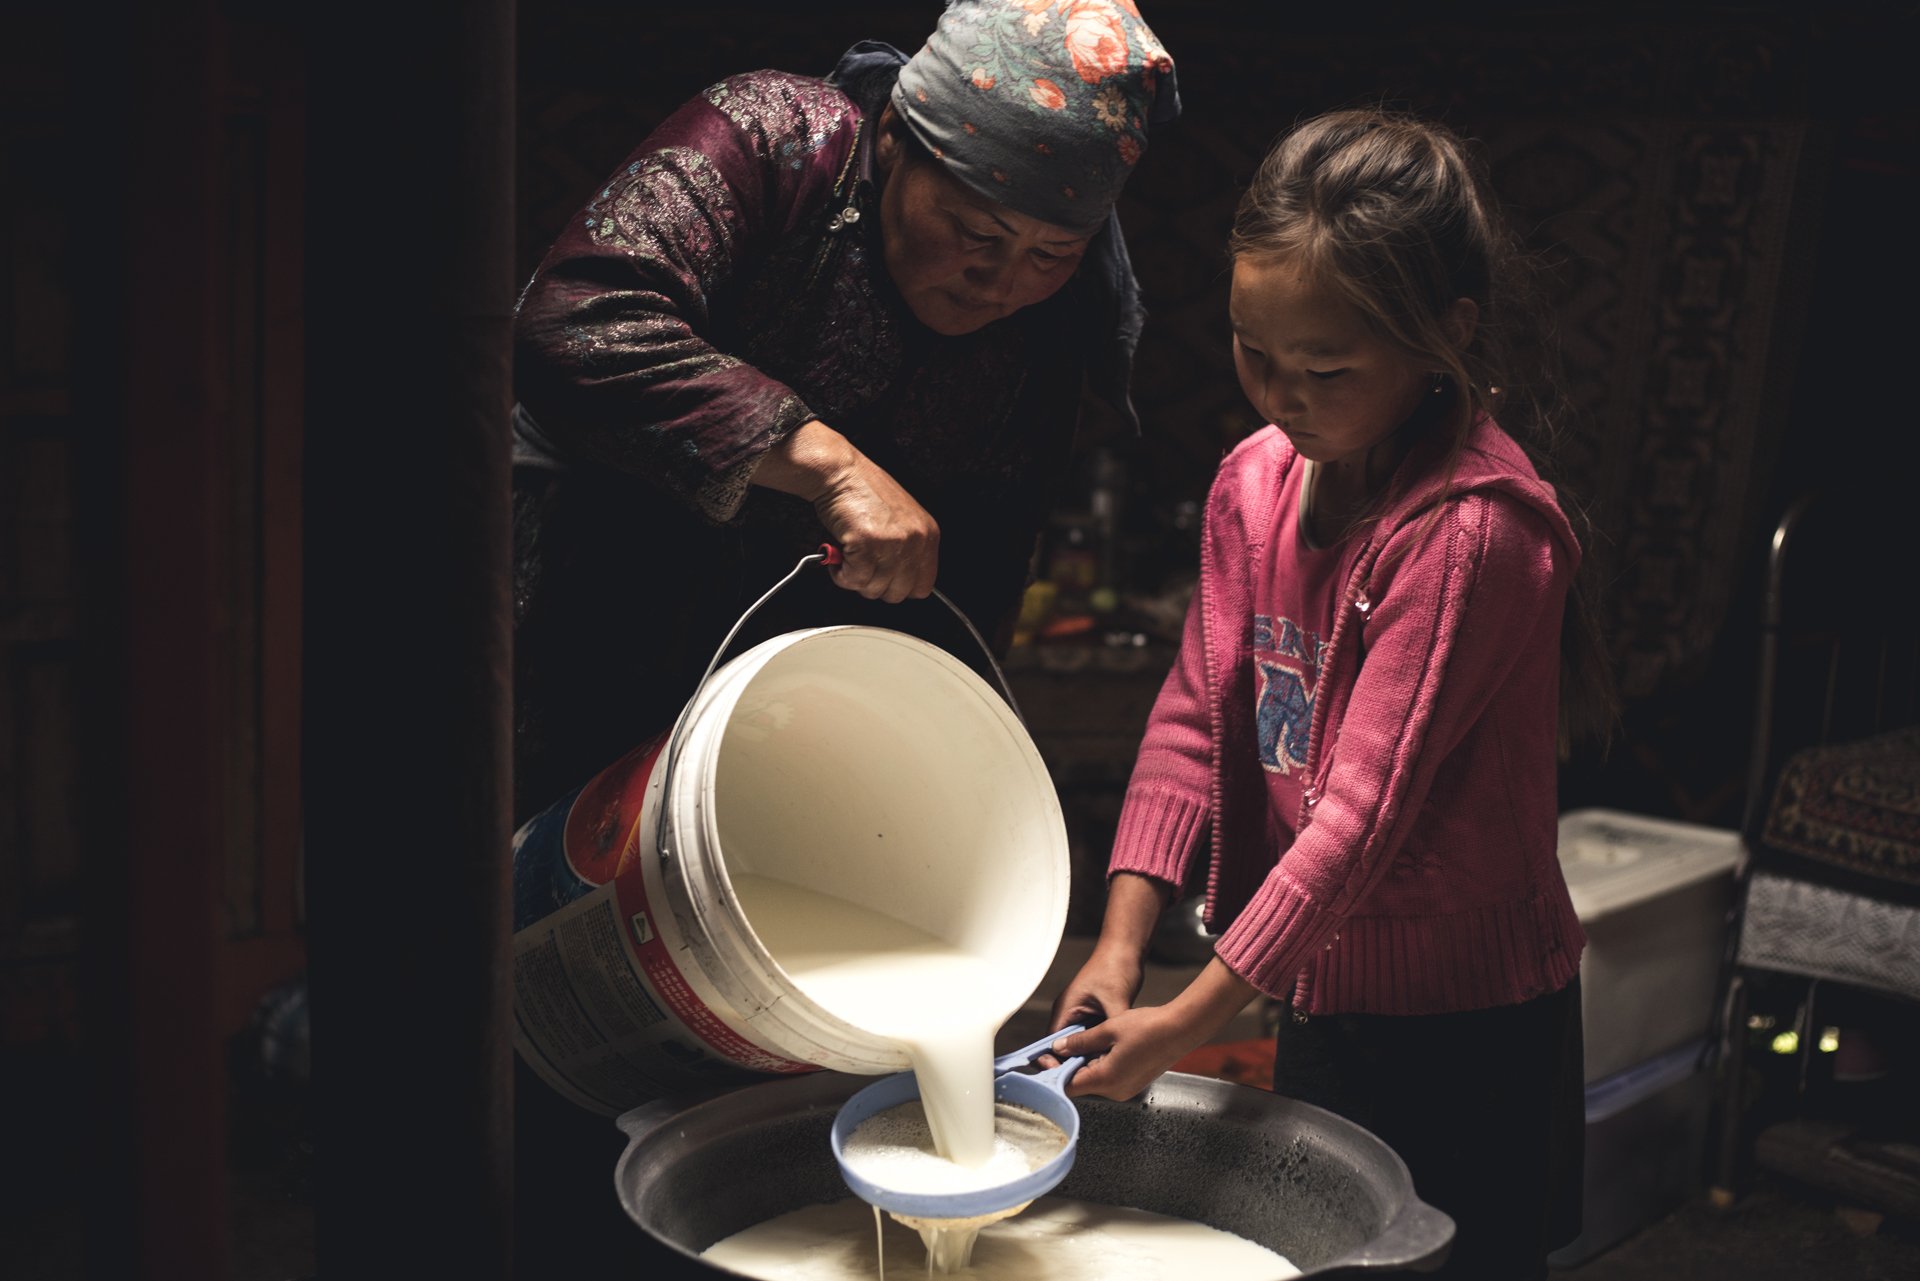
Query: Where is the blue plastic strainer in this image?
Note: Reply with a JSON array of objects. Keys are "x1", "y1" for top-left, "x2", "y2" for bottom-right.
[{"x1": 829, "y1": 1027, "x2": 1087, "y2": 1220}]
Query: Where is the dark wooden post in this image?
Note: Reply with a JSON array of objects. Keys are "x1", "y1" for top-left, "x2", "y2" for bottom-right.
[
  {"x1": 303, "y1": 2, "x2": 517, "y2": 1275},
  {"x1": 116, "y1": 2, "x2": 231, "y2": 1274}
]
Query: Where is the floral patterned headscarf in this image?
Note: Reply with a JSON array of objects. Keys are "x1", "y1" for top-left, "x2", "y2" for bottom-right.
[{"x1": 892, "y1": 0, "x2": 1179, "y2": 236}]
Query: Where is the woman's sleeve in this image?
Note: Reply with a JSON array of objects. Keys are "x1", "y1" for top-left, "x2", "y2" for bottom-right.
[
  {"x1": 513, "y1": 75, "x2": 856, "y2": 522},
  {"x1": 1106, "y1": 578, "x2": 1214, "y2": 891},
  {"x1": 1212, "y1": 490, "x2": 1569, "y2": 996}
]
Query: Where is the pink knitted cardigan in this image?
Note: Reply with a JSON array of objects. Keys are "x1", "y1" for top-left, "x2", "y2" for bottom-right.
[{"x1": 1110, "y1": 419, "x2": 1587, "y2": 1015}]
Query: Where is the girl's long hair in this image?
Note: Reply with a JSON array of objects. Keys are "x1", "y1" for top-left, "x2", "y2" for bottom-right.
[{"x1": 1230, "y1": 109, "x2": 1618, "y2": 750}]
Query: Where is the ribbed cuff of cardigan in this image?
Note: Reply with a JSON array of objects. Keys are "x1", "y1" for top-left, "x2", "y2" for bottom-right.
[
  {"x1": 1214, "y1": 874, "x2": 1339, "y2": 1001},
  {"x1": 1105, "y1": 786, "x2": 1209, "y2": 887}
]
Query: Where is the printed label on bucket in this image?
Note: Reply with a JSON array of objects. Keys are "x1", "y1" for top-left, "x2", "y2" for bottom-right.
[
  {"x1": 513, "y1": 884, "x2": 692, "y2": 1113},
  {"x1": 511, "y1": 731, "x2": 814, "y2": 1116}
]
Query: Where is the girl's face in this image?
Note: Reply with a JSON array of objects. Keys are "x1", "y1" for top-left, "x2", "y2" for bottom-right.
[
  {"x1": 875, "y1": 106, "x2": 1091, "y2": 336},
  {"x1": 1230, "y1": 255, "x2": 1455, "y2": 466}
]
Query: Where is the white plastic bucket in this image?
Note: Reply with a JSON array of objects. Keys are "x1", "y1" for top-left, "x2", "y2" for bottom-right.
[{"x1": 510, "y1": 624, "x2": 1069, "y2": 1116}]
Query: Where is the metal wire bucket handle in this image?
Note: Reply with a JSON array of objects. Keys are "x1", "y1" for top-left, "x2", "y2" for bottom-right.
[{"x1": 654, "y1": 545, "x2": 1025, "y2": 857}]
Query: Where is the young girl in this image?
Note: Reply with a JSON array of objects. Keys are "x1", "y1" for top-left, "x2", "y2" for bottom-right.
[{"x1": 1046, "y1": 110, "x2": 1616, "y2": 1279}]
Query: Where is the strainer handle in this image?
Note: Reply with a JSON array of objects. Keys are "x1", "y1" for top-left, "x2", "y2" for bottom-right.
[
  {"x1": 1032, "y1": 1057, "x2": 1086, "y2": 1093},
  {"x1": 993, "y1": 1024, "x2": 1087, "y2": 1075}
]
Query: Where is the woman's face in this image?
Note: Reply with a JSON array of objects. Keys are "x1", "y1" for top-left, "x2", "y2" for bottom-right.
[
  {"x1": 875, "y1": 105, "x2": 1092, "y2": 336},
  {"x1": 1230, "y1": 255, "x2": 1461, "y2": 466}
]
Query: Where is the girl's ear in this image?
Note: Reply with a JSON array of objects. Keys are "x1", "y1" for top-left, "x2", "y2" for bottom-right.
[{"x1": 1445, "y1": 297, "x2": 1480, "y2": 353}]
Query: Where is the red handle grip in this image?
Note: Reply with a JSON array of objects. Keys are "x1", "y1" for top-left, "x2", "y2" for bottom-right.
[{"x1": 818, "y1": 543, "x2": 844, "y2": 566}]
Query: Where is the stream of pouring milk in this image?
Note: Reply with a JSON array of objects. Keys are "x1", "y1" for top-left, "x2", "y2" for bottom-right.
[{"x1": 730, "y1": 875, "x2": 1017, "y2": 1169}]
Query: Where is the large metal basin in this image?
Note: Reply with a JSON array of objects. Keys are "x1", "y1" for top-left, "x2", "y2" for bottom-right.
[{"x1": 614, "y1": 1070, "x2": 1453, "y2": 1277}]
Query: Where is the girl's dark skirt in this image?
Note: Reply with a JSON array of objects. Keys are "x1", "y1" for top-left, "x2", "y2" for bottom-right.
[{"x1": 1273, "y1": 976, "x2": 1585, "y2": 1280}]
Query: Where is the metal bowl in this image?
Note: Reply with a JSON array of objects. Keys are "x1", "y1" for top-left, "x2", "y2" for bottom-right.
[{"x1": 614, "y1": 1070, "x2": 1453, "y2": 1277}]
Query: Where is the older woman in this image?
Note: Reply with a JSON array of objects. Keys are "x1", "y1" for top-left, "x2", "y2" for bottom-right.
[
  {"x1": 511, "y1": 2, "x2": 1178, "y2": 824},
  {"x1": 511, "y1": 8, "x2": 1178, "y2": 1269}
]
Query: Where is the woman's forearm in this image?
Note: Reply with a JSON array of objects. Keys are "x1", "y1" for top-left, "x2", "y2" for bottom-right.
[
  {"x1": 751, "y1": 420, "x2": 857, "y2": 501},
  {"x1": 749, "y1": 420, "x2": 941, "y2": 604}
]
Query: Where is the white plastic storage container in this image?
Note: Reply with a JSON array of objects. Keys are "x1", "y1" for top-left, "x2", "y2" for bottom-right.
[
  {"x1": 1546, "y1": 809, "x2": 1741, "y2": 1268},
  {"x1": 1557, "y1": 808, "x2": 1742, "y2": 1083},
  {"x1": 1548, "y1": 1040, "x2": 1715, "y2": 1268}
]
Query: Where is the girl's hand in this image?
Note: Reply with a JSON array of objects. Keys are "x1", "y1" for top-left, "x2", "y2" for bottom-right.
[
  {"x1": 1039, "y1": 873, "x2": 1169, "y2": 1067},
  {"x1": 753, "y1": 420, "x2": 939, "y2": 603},
  {"x1": 1044, "y1": 950, "x2": 1145, "y2": 1051},
  {"x1": 1048, "y1": 1003, "x2": 1207, "y2": 1100},
  {"x1": 1051, "y1": 957, "x2": 1259, "y2": 1101}
]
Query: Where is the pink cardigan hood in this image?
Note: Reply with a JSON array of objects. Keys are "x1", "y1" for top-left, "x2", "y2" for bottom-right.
[{"x1": 1110, "y1": 419, "x2": 1587, "y2": 1015}]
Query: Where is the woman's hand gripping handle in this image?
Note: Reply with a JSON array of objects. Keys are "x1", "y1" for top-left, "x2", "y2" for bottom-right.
[{"x1": 753, "y1": 420, "x2": 939, "y2": 604}]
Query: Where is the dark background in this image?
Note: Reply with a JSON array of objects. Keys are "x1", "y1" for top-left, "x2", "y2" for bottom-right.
[
  {"x1": 514, "y1": 0, "x2": 1919, "y2": 828},
  {"x1": 0, "y1": 1, "x2": 1914, "y2": 1276}
]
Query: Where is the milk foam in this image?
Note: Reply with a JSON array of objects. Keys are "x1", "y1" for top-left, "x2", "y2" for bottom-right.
[
  {"x1": 842, "y1": 1100, "x2": 1067, "y2": 1195},
  {"x1": 701, "y1": 1195, "x2": 1304, "y2": 1280}
]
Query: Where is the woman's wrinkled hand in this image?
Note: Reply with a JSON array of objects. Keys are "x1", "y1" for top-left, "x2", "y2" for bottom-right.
[
  {"x1": 813, "y1": 458, "x2": 940, "y2": 603},
  {"x1": 754, "y1": 420, "x2": 939, "y2": 603}
]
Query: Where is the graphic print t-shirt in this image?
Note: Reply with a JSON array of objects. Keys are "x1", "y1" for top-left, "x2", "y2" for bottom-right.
[{"x1": 1255, "y1": 460, "x2": 1361, "y2": 843}]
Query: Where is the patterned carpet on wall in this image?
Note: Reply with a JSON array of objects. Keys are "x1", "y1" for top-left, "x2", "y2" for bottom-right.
[
  {"x1": 1137, "y1": 14, "x2": 1817, "y2": 700},
  {"x1": 1760, "y1": 725, "x2": 1920, "y2": 907}
]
